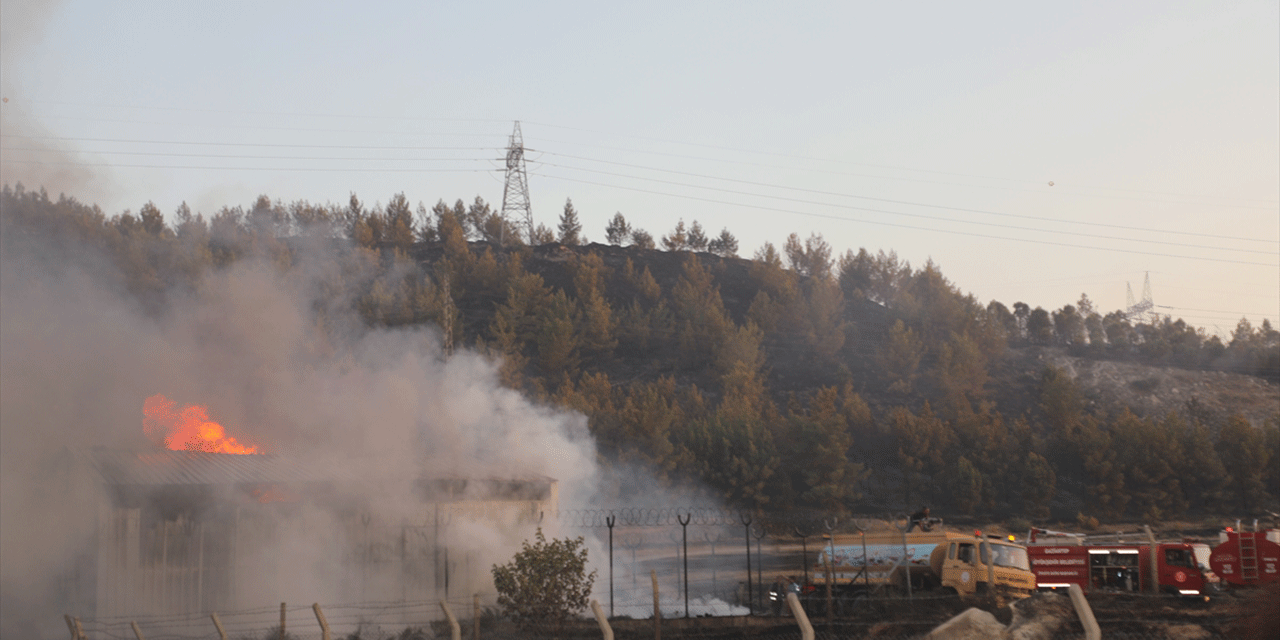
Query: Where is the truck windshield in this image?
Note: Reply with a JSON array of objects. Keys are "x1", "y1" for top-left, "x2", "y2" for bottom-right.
[{"x1": 990, "y1": 544, "x2": 1030, "y2": 570}]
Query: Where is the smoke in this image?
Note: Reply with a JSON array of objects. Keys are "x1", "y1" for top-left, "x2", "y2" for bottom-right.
[
  {"x1": 0, "y1": 0, "x2": 113, "y2": 203},
  {"x1": 0, "y1": 206, "x2": 606, "y2": 635}
]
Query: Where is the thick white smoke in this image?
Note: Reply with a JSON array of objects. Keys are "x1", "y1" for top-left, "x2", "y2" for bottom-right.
[{"x1": 0, "y1": 216, "x2": 604, "y2": 635}]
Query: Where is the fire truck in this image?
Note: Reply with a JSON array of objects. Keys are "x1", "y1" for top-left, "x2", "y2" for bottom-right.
[
  {"x1": 1207, "y1": 526, "x2": 1280, "y2": 587},
  {"x1": 1023, "y1": 528, "x2": 1208, "y2": 596}
]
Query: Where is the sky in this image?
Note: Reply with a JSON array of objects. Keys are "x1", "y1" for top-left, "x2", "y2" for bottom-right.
[{"x1": 2, "y1": 0, "x2": 1277, "y2": 336}]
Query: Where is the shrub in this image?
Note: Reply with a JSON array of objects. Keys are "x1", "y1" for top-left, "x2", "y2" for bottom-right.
[{"x1": 492, "y1": 528, "x2": 597, "y2": 633}]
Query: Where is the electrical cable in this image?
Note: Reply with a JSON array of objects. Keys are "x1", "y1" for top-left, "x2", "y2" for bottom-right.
[
  {"x1": 1, "y1": 133, "x2": 500, "y2": 151},
  {"x1": 0, "y1": 158, "x2": 499, "y2": 173},
  {"x1": 529, "y1": 150, "x2": 1278, "y2": 244},
  {"x1": 1, "y1": 146, "x2": 497, "y2": 163},
  {"x1": 532, "y1": 171, "x2": 1279, "y2": 268},
  {"x1": 522, "y1": 121, "x2": 1280, "y2": 206},
  {"x1": 532, "y1": 159, "x2": 1278, "y2": 254}
]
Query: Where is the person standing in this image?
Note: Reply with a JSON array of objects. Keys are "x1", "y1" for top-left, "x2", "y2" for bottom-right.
[{"x1": 907, "y1": 506, "x2": 933, "y2": 532}]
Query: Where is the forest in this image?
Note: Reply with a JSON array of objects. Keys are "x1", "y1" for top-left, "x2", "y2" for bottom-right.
[{"x1": 3, "y1": 183, "x2": 1277, "y2": 524}]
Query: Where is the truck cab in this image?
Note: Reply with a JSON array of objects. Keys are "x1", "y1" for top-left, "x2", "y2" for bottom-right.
[{"x1": 933, "y1": 535, "x2": 1034, "y2": 596}]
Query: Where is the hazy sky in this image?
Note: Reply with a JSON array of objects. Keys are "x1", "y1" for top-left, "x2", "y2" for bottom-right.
[{"x1": 2, "y1": 0, "x2": 1277, "y2": 335}]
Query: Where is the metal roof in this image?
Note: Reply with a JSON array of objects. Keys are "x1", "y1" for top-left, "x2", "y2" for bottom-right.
[
  {"x1": 83, "y1": 448, "x2": 332, "y2": 486},
  {"x1": 77, "y1": 448, "x2": 555, "y2": 491}
]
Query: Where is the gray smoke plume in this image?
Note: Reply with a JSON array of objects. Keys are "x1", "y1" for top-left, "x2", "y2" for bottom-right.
[
  {"x1": 0, "y1": 210, "x2": 607, "y2": 636},
  {"x1": 0, "y1": 0, "x2": 114, "y2": 203}
]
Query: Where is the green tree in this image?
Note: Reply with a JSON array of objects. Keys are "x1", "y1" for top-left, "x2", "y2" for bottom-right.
[
  {"x1": 661, "y1": 220, "x2": 689, "y2": 251},
  {"x1": 890, "y1": 403, "x2": 953, "y2": 505},
  {"x1": 686, "y1": 220, "x2": 709, "y2": 251},
  {"x1": 384, "y1": 192, "x2": 415, "y2": 250},
  {"x1": 492, "y1": 529, "x2": 597, "y2": 633},
  {"x1": 1052, "y1": 304, "x2": 1085, "y2": 347},
  {"x1": 670, "y1": 254, "x2": 732, "y2": 369},
  {"x1": 630, "y1": 228, "x2": 655, "y2": 249},
  {"x1": 944, "y1": 456, "x2": 984, "y2": 515},
  {"x1": 707, "y1": 228, "x2": 739, "y2": 257},
  {"x1": 605, "y1": 212, "x2": 631, "y2": 245},
  {"x1": 877, "y1": 320, "x2": 925, "y2": 394},
  {"x1": 1018, "y1": 451, "x2": 1056, "y2": 520},
  {"x1": 1216, "y1": 413, "x2": 1271, "y2": 513},
  {"x1": 1176, "y1": 418, "x2": 1230, "y2": 515},
  {"x1": 557, "y1": 198, "x2": 583, "y2": 245},
  {"x1": 138, "y1": 201, "x2": 167, "y2": 237},
  {"x1": 1027, "y1": 307, "x2": 1054, "y2": 344},
  {"x1": 783, "y1": 232, "x2": 834, "y2": 279}
]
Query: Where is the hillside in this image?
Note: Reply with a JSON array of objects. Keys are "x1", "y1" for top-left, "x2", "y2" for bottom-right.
[
  {"x1": 1016, "y1": 346, "x2": 1279, "y2": 428},
  {"x1": 3, "y1": 185, "x2": 1278, "y2": 524}
]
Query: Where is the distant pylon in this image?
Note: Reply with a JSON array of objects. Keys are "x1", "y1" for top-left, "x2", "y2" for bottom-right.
[
  {"x1": 1124, "y1": 272, "x2": 1156, "y2": 323},
  {"x1": 499, "y1": 121, "x2": 534, "y2": 245}
]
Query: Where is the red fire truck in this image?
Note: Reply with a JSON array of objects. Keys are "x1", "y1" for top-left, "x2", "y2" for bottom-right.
[
  {"x1": 1023, "y1": 529, "x2": 1207, "y2": 596},
  {"x1": 1208, "y1": 527, "x2": 1280, "y2": 587}
]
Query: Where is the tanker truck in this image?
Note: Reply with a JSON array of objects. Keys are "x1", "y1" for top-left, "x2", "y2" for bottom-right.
[
  {"x1": 803, "y1": 530, "x2": 1036, "y2": 610},
  {"x1": 1208, "y1": 526, "x2": 1280, "y2": 588}
]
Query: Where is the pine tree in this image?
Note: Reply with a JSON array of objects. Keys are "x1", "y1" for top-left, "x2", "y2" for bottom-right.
[
  {"x1": 707, "y1": 228, "x2": 739, "y2": 257},
  {"x1": 557, "y1": 198, "x2": 583, "y2": 245},
  {"x1": 605, "y1": 212, "x2": 631, "y2": 245}
]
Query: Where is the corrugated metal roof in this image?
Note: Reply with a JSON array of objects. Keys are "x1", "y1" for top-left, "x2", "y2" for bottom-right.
[
  {"x1": 84, "y1": 448, "x2": 332, "y2": 486},
  {"x1": 77, "y1": 448, "x2": 556, "y2": 490}
]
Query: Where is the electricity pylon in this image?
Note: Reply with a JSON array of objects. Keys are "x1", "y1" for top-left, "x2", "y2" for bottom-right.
[
  {"x1": 1125, "y1": 272, "x2": 1156, "y2": 323},
  {"x1": 499, "y1": 121, "x2": 534, "y2": 245}
]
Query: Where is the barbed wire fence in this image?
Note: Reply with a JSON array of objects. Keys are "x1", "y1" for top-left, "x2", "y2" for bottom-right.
[{"x1": 64, "y1": 508, "x2": 1250, "y2": 640}]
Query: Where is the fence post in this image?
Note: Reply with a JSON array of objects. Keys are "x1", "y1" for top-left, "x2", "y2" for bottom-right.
[
  {"x1": 439, "y1": 600, "x2": 460, "y2": 640},
  {"x1": 313, "y1": 603, "x2": 330, "y2": 640},
  {"x1": 131, "y1": 621, "x2": 146, "y2": 640},
  {"x1": 473, "y1": 593, "x2": 480, "y2": 640},
  {"x1": 590, "y1": 599, "x2": 614, "y2": 640},
  {"x1": 1068, "y1": 584, "x2": 1100, "y2": 640},
  {"x1": 1143, "y1": 525, "x2": 1159, "y2": 594},
  {"x1": 279, "y1": 602, "x2": 286, "y2": 640},
  {"x1": 210, "y1": 613, "x2": 228, "y2": 640},
  {"x1": 64, "y1": 615, "x2": 78, "y2": 640},
  {"x1": 741, "y1": 513, "x2": 753, "y2": 615},
  {"x1": 678, "y1": 512, "x2": 691, "y2": 619},
  {"x1": 650, "y1": 569, "x2": 661, "y2": 640},
  {"x1": 786, "y1": 593, "x2": 814, "y2": 640},
  {"x1": 606, "y1": 514, "x2": 615, "y2": 618}
]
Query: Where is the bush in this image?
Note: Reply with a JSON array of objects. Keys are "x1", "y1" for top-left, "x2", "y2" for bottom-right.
[
  {"x1": 1006, "y1": 517, "x2": 1032, "y2": 535},
  {"x1": 492, "y1": 528, "x2": 597, "y2": 633}
]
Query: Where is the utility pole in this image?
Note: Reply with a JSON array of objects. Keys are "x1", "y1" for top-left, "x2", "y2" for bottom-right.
[{"x1": 499, "y1": 121, "x2": 534, "y2": 245}]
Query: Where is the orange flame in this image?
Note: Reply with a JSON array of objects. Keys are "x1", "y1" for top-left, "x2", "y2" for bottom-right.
[{"x1": 143, "y1": 394, "x2": 260, "y2": 454}]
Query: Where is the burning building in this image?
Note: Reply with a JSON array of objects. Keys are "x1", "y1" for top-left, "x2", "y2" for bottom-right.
[{"x1": 61, "y1": 441, "x2": 557, "y2": 618}]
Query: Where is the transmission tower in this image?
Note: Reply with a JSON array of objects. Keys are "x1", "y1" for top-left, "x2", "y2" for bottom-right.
[
  {"x1": 499, "y1": 121, "x2": 534, "y2": 245},
  {"x1": 1124, "y1": 272, "x2": 1156, "y2": 323}
]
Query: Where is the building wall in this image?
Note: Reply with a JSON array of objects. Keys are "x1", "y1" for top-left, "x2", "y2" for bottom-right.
[{"x1": 90, "y1": 481, "x2": 557, "y2": 617}]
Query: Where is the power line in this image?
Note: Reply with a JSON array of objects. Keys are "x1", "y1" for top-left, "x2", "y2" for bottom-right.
[
  {"x1": 531, "y1": 151, "x2": 1278, "y2": 247},
  {"x1": 17, "y1": 97, "x2": 514, "y2": 123},
  {"x1": 15, "y1": 98, "x2": 1273, "y2": 207},
  {"x1": 0, "y1": 158, "x2": 499, "y2": 173},
  {"x1": 32, "y1": 113, "x2": 507, "y2": 137},
  {"x1": 523, "y1": 121, "x2": 1280, "y2": 206},
  {"x1": 2, "y1": 133, "x2": 499, "y2": 151},
  {"x1": 531, "y1": 162, "x2": 1278, "y2": 257},
  {"x1": 533, "y1": 171, "x2": 1279, "y2": 268},
  {"x1": 1, "y1": 146, "x2": 494, "y2": 163},
  {"x1": 1155, "y1": 304, "x2": 1279, "y2": 318},
  {"x1": 526, "y1": 136, "x2": 1280, "y2": 211}
]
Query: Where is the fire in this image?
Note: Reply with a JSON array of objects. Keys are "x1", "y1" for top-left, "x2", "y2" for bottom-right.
[{"x1": 143, "y1": 394, "x2": 260, "y2": 454}]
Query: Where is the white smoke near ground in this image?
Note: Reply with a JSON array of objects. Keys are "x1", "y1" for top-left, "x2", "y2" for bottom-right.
[{"x1": 0, "y1": 215, "x2": 618, "y2": 636}]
